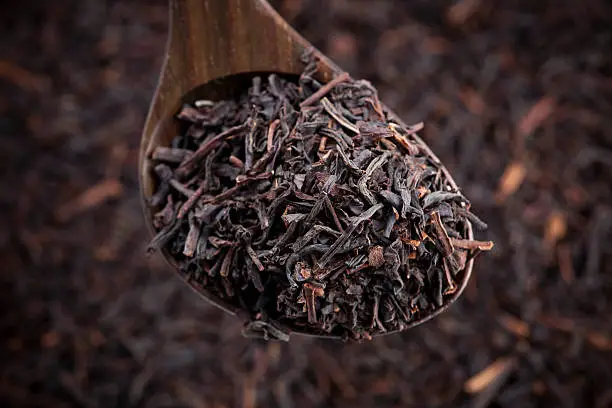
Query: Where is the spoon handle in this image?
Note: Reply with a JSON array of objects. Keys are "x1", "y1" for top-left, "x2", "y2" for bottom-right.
[{"x1": 168, "y1": 0, "x2": 307, "y2": 83}]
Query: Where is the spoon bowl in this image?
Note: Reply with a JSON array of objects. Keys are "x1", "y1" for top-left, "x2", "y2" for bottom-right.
[{"x1": 139, "y1": 0, "x2": 474, "y2": 340}]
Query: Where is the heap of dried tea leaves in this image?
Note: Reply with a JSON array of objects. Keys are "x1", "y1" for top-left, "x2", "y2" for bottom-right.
[{"x1": 147, "y1": 52, "x2": 493, "y2": 341}]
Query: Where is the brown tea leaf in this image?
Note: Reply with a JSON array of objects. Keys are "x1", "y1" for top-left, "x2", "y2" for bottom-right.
[
  {"x1": 464, "y1": 357, "x2": 517, "y2": 394},
  {"x1": 518, "y1": 96, "x2": 556, "y2": 137},
  {"x1": 586, "y1": 332, "x2": 612, "y2": 351},
  {"x1": 499, "y1": 314, "x2": 530, "y2": 337},
  {"x1": 458, "y1": 87, "x2": 485, "y2": 115},
  {"x1": 544, "y1": 211, "x2": 567, "y2": 250},
  {"x1": 368, "y1": 246, "x2": 385, "y2": 268},
  {"x1": 495, "y1": 161, "x2": 526, "y2": 203},
  {"x1": 450, "y1": 238, "x2": 494, "y2": 251},
  {"x1": 447, "y1": 0, "x2": 482, "y2": 26},
  {"x1": 56, "y1": 179, "x2": 123, "y2": 221},
  {"x1": 557, "y1": 243, "x2": 575, "y2": 284},
  {"x1": 0, "y1": 60, "x2": 50, "y2": 92}
]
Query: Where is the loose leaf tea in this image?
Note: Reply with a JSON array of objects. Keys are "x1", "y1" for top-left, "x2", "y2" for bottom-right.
[{"x1": 147, "y1": 52, "x2": 493, "y2": 341}]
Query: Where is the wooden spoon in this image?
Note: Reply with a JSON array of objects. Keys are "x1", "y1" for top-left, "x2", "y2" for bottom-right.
[{"x1": 139, "y1": 0, "x2": 474, "y2": 340}]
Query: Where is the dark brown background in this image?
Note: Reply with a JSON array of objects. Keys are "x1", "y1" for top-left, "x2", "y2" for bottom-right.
[{"x1": 1, "y1": 0, "x2": 611, "y2": 407}]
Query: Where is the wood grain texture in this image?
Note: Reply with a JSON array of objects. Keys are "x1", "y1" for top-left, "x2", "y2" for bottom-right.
[{"x1": 138, "y1": 0, "x2": 474, "y2": 337}]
